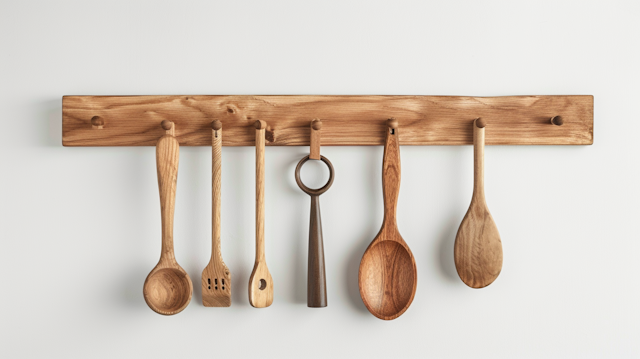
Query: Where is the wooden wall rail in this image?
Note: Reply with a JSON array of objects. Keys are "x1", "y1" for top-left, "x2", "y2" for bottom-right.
[{"x1": 62, "y1": 95, "x2": 593, "y2": 146}]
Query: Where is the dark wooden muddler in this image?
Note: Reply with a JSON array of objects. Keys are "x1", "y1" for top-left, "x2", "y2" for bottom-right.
[
  {"x1": 295, "y1": 155, "x2": 334, "y2": 308},
  {"x1": 308, "y1": 191, "x2": 326, "y2": 307}
]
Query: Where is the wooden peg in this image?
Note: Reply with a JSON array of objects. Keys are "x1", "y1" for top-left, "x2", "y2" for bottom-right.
[
  {"x1": 476, "y1": 118, "x2": 487, "y2": 128},
  {"x1": 550, "y1": 116, "x2": 564, "y2": 126},
  {"x1": 310, "y1": 119, "x2": 322, "y2": 160},
  {"x1": 161, "y1": 120, "x2": 175, "y2": 136},
  {"x1": 254, "y1": 120, "x2": 266, "y2": 130},
  {"x1": 387, "y1": 118, "x2": 398, "y2": 134},
  {"x1": 90, "y1": 116, "x2": 104, "y2": 129},
  {"x1": 255, "y1": 120, "x2": 276, "y2": 143},
  {"x1": 212, "y1": 120, "x2": 222, "y2": 138}
]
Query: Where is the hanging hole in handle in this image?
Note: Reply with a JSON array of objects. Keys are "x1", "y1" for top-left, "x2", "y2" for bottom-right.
[
  {"x1": 259, "y1": 279, "x2": 267, "y2": 290},
  {"x1": 387, "y1": 118, "x2": 398, "y2": 135},
  {"x1": 294, "y1": 155, "x2": 335, "y2": 196}
]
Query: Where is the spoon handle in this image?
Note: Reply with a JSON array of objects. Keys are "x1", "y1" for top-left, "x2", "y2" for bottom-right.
[
  {"x1": 156, "y1": 122, "x2": 179, "y2": 263},
  {"x1": 255, "y1": 120, "x2": 266, "y2": 262},
  {"x1": 308, "y1": 195, "x2": 327, "y2": 307},
  {"x1": 473, "y1": 118, "x2": 485, "y2": 202},
  {"x1": 211, "y1": 123, "x2": 222, "y2": 262},
  {"x1": 382, "y1": 119, "x2": 400, "y2": 227}
]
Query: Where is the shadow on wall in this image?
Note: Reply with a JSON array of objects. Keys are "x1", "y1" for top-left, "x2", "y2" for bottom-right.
[
  {"x1": 436, "y1": 216, "x2": 462, "y2": 281},
  {"x1": 434, "y1": 147, "x2": 464, "y2": 283},
  {"x1": 121, "y1": 264, "x2": 151, "y2": 311},
  {"x1": 179, "y1": 147, "x2": 210, "y2": 307},
  {"x1": 343, "y1": 148, "x2": 382, "y2": 315},
  {"x1": 224, "y1": 147, "x2": 252, "y2": 307},
  {"x1": 436, "y1": 147, "x2": 468, "y2": 283},
  {"x1": 44, "y1": 99, "x2": 62, "y2": 147},
  {"x1": 115, "y1": 148, "x2": 159, "y2": 311},
  {"x1": 286, "y1": 150, "x2": 312, "y2": 305}
]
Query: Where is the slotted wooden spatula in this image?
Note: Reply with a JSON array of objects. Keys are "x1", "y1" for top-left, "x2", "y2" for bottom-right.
[{"x1": 201, "y1": 120, "x2": 231, "y2": 306}]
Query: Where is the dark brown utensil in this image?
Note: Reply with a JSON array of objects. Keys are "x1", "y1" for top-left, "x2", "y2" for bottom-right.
[
  {"x1": 358, "y1": 119, "x2": 417, "y2": 320},
  {"x1": 295, "y1": 155, "x2": 335, "y2": 308}
]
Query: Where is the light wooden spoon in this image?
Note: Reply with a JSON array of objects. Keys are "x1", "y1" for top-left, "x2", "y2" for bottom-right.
[
  {"x1": 201, "y1": 120, "x2": 231, "y2": 307},
  {"x1": 454, "y1": 118, "x2": 503, "y2": 288},
  {"x1": 358, "y1": 119, "x2": 417, "y2": 320},
  {"x1": 143, "y1": 120, "x2": 193, "y2": 315},
  {"x1": 248, "y1": 120, "x2": 273, "y2": 308}
]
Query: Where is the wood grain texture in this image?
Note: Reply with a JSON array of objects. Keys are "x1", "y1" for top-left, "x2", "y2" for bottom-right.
[
  {"x1": 358, "y1": 121, "x2": 417, "y2": 320},
  {"x1": 201, "y1": 123, "x2": 231, "y2": 307},
  {"x1": 62, "y1": 95, "x2": 593, "y2": 146},
  {"x1": 454, "y1": 119, "x2": 503, "y2": 288},
  {"x1": 143, "y1": 123, "x2": 193, "y2": 315},
  {"x1": 248, "y1": 121, "x2": 274, "y2": 308}
]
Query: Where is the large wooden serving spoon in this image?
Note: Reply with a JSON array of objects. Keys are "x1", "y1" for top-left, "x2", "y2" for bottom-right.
[
  {"x1": 454, "y1": 118, "x2": 503, "y2": 288},
  {"x1": 143, "y1": 120, "x2": 193, "y2": 315},
  {"x1": 248, "y1": 120, "x2": 274, "y2": 308},
  {"x1": 201, "y1": 120, "x2": 231, "y2": 307},
  {"x1": 358, "y1": 119, "x2": 417, "y2": 320}
]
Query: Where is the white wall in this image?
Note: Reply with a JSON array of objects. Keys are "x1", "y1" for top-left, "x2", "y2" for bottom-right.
[{"x1": 1, "y1": 1, "x2": 638, "y2": 358}]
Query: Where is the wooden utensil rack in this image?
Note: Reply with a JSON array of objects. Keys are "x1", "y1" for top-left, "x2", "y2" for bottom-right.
[{"x1": 62, "y1": 95, "x2": 593, "y2": 146}]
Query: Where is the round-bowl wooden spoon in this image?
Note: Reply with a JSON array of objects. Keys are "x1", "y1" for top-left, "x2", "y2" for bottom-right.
[
  {"x1": 358, "y1": 119, "x2": 417, "y2": 320},
  {"x1": 143, "y1": 121, "x2": 193, "y2": 315},
  {"x1": 454, "y1": 118, "x2": 503, "y2": 288}
]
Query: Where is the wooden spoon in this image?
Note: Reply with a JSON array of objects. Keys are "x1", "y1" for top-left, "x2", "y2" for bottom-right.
[
  {"x1": 248, "y1": 120, "x2": 274, "y2": 308},
  {"x1": 454, "y1": 118, "x2": 503, "y2": 288},
  {"x1": 358, "y1": 119, "x2": 417, "y2": 320},
  {"x1": 201, "y1": 120, "x2": 231, "y2": 307},
  {"x1": 143, "y1": 120, "x2": 193, "y2": 315}
]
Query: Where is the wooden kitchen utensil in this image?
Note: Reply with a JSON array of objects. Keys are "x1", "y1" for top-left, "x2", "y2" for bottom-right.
[
  {"x1": 295, "y1": 155, "x2": 335, "y2": 308},
  {"x1": 454, "y1": 118, "x2": 503, "y2": 288},
  {"x1": 358, "y1": 119, "x2": 417, "y2": 320},
  {"x1": 248, "y1": 120, "x2": 274, "y2": 308},
  {"x1": 143, "y1": 120, "x2": 193, "y2": 315},
  {"x1": 201, "y1": 120, "x2": 231, "y2": 307}
]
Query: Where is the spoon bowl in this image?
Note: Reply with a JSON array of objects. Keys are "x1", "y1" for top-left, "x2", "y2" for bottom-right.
[
  {"x1": 359, "y1": 240, "x2": 416, "y2": 319},
  {"x1": 144, "y1": 267, "x2": 192, "y2": 315}
]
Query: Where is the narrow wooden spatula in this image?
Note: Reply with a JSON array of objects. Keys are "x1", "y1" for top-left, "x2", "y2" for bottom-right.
[
  {"x1": 201, "y1": 120, "x2": 231, "y2": 307},
  {"x1": 454, "y1": 118, "x2": 503, "y2": 288},
  {"x1": 248, "y1": 120, "x2": 274, "y2": 308}
]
